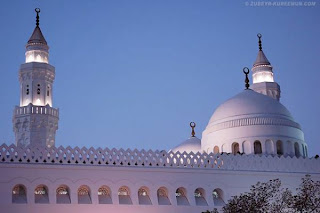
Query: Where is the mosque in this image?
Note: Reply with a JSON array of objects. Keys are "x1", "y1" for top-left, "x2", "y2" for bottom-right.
[{"x1": 0, "y1": 8, "x2": 319, "y2": 213}]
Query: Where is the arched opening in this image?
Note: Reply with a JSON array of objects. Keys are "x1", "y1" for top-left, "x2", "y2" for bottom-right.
[
  {"x1": 276, "y1": 140, "x2": 283, "y2": 155},
  {"x1": 221, "y1": 144, "x2": 226, "y2": 153},
  {"x1": 12, "y1": 184, "x2": 27, "y2": 203},
  {"x1": 232, "y1": 142, "x2": 239, "y2": 154},
  {"x1": 305, "y1": 145, "x2": 308, "y2": 157},
  {"x1": 34, "y1": 185, "x2": 49, "y2": 204},
  {"x1": 194, "y1": 188, "x2": 208, "y2": 206},
  {"x1": 138, "y1": 187, "x2": 152, "y2": 205},
  {"x1": 287, "y1": 141, "x2": 294, "y2": 156},
  {"x1": 56, "y1": 185, "x2": 70, "y2": 204},
  {"x1": 294, "y1": 142, "x2": 300, "y2": 158},
  {"x1": 242, "y1": 141, "x2": 251, "y2": 154},
  {"x1": 157, "y1": 187, "x2": 171, "y2": 205},
  {"x1": 78, "y1": 185, "x2": 91, "y2": 204},
  {"x1": 302, "y1": 145, "x2": 305, "y2": 157},
  {"x1": 254, "y1": 141, "x2": 262, "y2": 154},
  {"x1": 98, "y1": 186, "x2": 112, "y2": 204},
  {"x1": 176, "y1": 187, "x2": 189, "y2": 205},
  {"x1": 265, "y1": 140, "x2": 274, "y2": 155},
  {"x1": 118, "y1": 186, "x2": 132, "y2": 205},
  {"x1": 212, "y1": 188, "x2": 225, "y2": 206},
  {"x1": 213, "y1": 146, "x2": 219, "y2": 154}
]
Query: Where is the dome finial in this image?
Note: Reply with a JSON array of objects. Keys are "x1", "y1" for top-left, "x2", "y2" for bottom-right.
[
  {"x1": 243, "y1": 67, "x2": 250, "y2": 89},
  {"x1": 257, "y1": 33, "x2": 262, "y2": 51},
  {"x1": 35, "y1": 8, "x2": 40, "y2": 27},
  {"x1": 190, "y1": 122, "x2": 196, "y2": 137}
]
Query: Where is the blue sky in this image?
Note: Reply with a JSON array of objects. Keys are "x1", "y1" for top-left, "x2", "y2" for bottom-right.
[{"x1": 0, "y1": 0, "x2": 319, "y2": 156}]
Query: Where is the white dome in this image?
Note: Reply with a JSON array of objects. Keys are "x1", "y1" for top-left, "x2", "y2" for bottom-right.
[
  {"x1": 202, "y1": 89, "x2": 305, "y2": 157},
  {"x1": 208, "y1": 89, "x2": 294, "y2": 125},
  {"x1": 171, "y1": 137, "x2": 201, "y2": 153}
]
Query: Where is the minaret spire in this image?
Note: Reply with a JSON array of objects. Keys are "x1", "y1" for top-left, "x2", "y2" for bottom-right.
[
  {"x1": 257, "y1": 33, "x2": 262, "y2": 51},
  {"x1": 190, "y1": 122, "x2": 196, "y2": 137},
  {"x1": 251, "y1": 33, "x2": 281, "y2": 101},
  {"x1": 243, "y1": 67, "x2": 250, "y2": 90},
  {"x1": 35, "y1": 8, "x2": 40, "y2": 27}
]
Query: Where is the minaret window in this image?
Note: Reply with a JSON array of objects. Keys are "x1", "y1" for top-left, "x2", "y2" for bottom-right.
[
  {"x1": 26, "y1": 85, "x2": 29, "y2": 95},
  {"x1": 37, "y1": 84, "x2": 40, "y2": 95},
  {"x1": 47, "y1": 86, "x2": 50, "y2": 96}
]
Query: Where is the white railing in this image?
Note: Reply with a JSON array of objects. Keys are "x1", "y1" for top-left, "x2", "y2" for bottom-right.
[
  {"x1": 0, "y1": 144, "x2": 318, "y2": 173},
  {"x1": 14, "y1": 105, "x2": 59, "y2": 117}
]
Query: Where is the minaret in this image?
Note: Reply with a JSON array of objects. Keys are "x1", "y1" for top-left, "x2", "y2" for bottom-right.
[
  {"x1": 13, "y1": 8, "x2": 59, "y2": 147},
  {"x1": 251, "y1": 34, "x2": 281, "y2": 101}
]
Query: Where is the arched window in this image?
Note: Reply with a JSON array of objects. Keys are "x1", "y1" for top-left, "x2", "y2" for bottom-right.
[
  {"x1": 176, "y1": 187, "x2": 189, "y2": 205},
  {"x1": 212, "y1": 188, "x2": 225, "y2": 206},
  {"x1": 254, "y1": 141, "x2": 262, "y2": 154},
  {"x1": 276, "y1": 140, "x2": 283, "y2": 155},
  {"x1": 56, "y1": 185, "x2": 71, "y2": 204},
  {"x1": 222, "y1": 144, "x2": 228, "y2": 153},
  {"x1": 118, "y1": 186, "x2": 132, "y2": 205},
  {"x1": 305, "y1": 145, "x2": 308, "y2": 157},
  {"x1": 302, "y1": 145, "x2": 305, "y2": 157},
  {"x1": 194, "y1": 188, "x2": 208, "y2": 206},
  {"x1": 47, "y1": 85, "x2": 50, "y2": 97},
  {"x1": 12, "y1": 184, "x2": 27, "y2": 203},
  {"x1": 98, "y1": 186, "x2": 112, "y2": 204},
  {"x1": 78, "y1": 185, "x2": 91, "y2": 204},
  {"x1": 37, "y1": 84, "x2": 41, "y2": 95},
  {"x1": 265, "y1": 140, "x2": 274, "y2": 155},
  {"x1": 232, "y1": 142, "x2": 239, "y2": 154},
  {"x1": 213, "y1": 146, "x2": 220, "y2": 154},
  {"x1": 34, "y1": 185, "x2": 49, "y2": 204},
  {"x1": 287, "y1": 141, "x2": 294, "y2": 156},
  {"x1": 294, "y1": 142, "x2": 300, "y2": 158},
  {"x1": 138, "y1": 187, "x2": 152, "y2": 205},
  {"x1": 157, "y1": 187, "x2": 171, "y2": 205}
]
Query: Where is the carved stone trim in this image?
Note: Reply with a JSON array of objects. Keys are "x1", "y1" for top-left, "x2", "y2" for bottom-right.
[{"x1": 208, "y1": 116, "x2": 301, "y2": 132}]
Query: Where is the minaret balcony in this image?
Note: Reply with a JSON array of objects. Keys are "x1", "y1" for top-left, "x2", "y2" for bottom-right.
[{"x1": 14, "y1": 104, "x2": 59, "y2": 118}]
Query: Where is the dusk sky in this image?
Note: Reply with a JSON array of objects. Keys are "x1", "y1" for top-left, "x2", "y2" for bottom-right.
[{"x1": 0, "y1": 1, "x2": 319, "y2": 156}]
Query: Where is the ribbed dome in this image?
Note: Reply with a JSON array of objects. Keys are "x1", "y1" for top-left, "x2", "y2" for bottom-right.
[
  {"x1": 171, "y1": 137, "x2": 201, "y2": 153},
  {"x1": 208, "y1": 89, "x2": 293, "y2": 125}
]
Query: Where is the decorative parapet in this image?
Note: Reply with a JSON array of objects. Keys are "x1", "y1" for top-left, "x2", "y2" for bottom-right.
[
  {"x1": 14, "y1": 105, "x2": 59, "y2": 117},
  {"x1": 0, "y1": 144, "x2": 318, "y2": 173}
]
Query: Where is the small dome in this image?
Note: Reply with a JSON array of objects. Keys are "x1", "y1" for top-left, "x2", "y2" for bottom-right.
[
  {"x1": 208, "y1": 89, "x2": 293, "y2": 125},
  {"x1": 171, "y1": 137, "x2": 201, "y2": 153}
]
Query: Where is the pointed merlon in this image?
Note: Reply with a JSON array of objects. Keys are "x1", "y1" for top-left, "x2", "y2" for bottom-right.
[
  {"x1": 35, "y1": 8, "x2": 40, "y2": 27},
  {"x1": 190, "y1": 122, "x2": 196, "y2": 137},
  {"x1": 243, "y1": 67, "x2": 250, "y2": 89}
]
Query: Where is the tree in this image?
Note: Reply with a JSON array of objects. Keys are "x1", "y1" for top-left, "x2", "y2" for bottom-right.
[
  {"x1": 204, "y1": 175, "x2": 320, "y2": 213},
  {"x1": 292, "y1": 175, "x2": 320, "y2": 212},
  {"x1": 222, "y1": 179, "x2": 293, "y2": 213}
]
